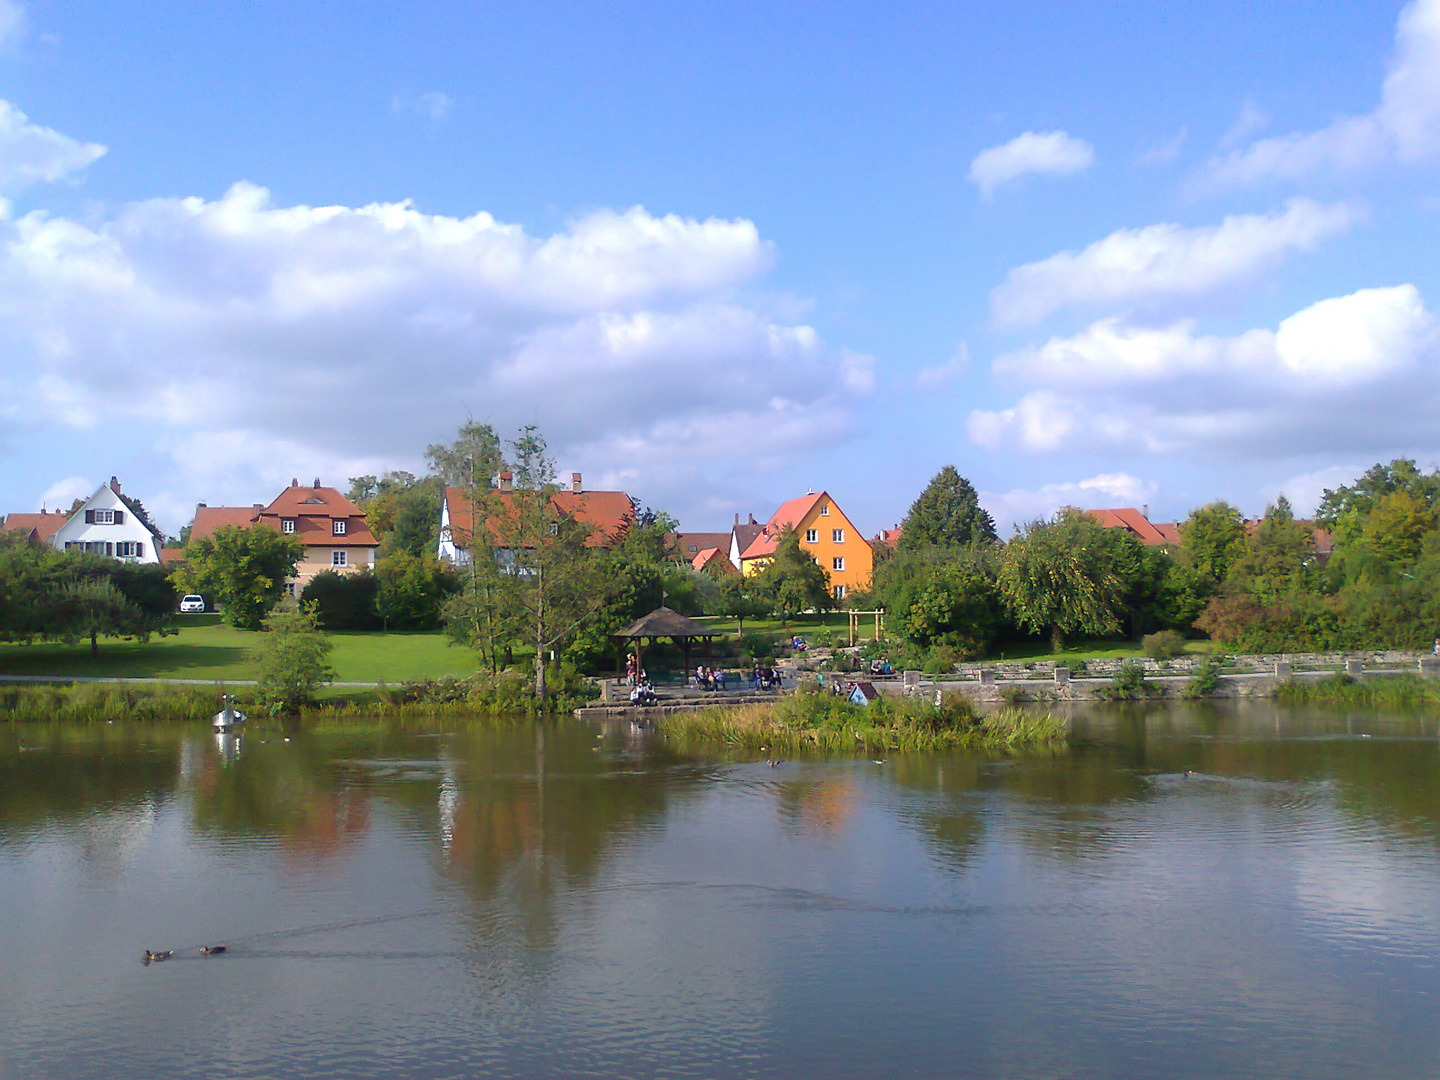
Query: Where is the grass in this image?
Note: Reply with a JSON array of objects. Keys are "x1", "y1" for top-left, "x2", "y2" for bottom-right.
[
  {"x1": 655, "y1": 689, "x2": 1068, "y2": 755},
  {"x1": 1274, "y1": 674, "x2": 1440, "y2": 708},
  {"x1": 0, "y1": 615, "x2": 485, "y2": 683},
  {"x1": 690, "y1": 611, "x2": 887, "y2": 641}
]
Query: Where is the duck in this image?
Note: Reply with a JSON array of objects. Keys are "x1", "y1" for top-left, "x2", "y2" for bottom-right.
[
  {"x1": 201, "y1": 945, "x2": 227, "y2": 956},
  {"x1": 872, "y1": 759, "x2": 887, "y2": 765},
  {"x1": 143, "y1": 949, "x2": 173, "y2": 964}
]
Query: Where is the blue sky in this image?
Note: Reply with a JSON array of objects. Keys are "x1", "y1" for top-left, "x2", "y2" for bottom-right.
[{"x1": 1, "y1": 0, "x2": 1437, "y2": 536}]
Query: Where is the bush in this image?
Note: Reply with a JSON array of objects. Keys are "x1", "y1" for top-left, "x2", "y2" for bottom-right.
[
  {"x1": 1142, "y1": 629, "x2": 1188, "y2": 660},
  {"x1": 740, "y1": 630, "x2": 774, "y2": 660},
  {"x1": 922, "y1": 644, "x2": 960, "y2": 675},
  {"x1": 1181, "y1": 658, "x2": 1223, "y2": 699},
  {"x1": 251, "y1": 603, "x2": 335, "y2": 713},
  {"x1": 1101, "y1": 661, "x2": 1155, "y2": 701},
  {"x1": 301, "y1": 570, "x2": 380, "y2": 630}
]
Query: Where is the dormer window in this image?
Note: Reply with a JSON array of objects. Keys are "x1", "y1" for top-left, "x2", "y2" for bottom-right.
[
  {"x1": 820, "y1": 505, "x2": 829, "y2": 516},
  {"x1": 282, "y1": 519, "x2": 296, "y2": 534},
  {"x1": 333, "y1": 519, "x2": 347, "y2": 536}
]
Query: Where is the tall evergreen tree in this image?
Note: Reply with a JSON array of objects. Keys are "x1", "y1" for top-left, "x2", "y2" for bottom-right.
[{"x1": 898, "y1": 466, "x2": 997, "y2": 550}]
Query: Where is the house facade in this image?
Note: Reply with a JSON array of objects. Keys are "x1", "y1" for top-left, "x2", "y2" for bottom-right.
[
  {"x1": 438, "y1": 471, "x2": 633, "y2": 568},
  {"x1": 739, "y1": 490, "x2": 873, "y2": 601},
  {"x1": 188, "y1": 478, "x2": 378, "y2": 595},
  {"x1": 49, "y1": 478, "x2": 163, "y2": 564}
]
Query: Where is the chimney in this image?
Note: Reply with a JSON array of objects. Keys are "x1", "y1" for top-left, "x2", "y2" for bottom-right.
[
  {"x1": 571, "y1": 471, "x2": 583, "y2": 495},
  {"x1": 1142, "y1": 504, "x2": 1150, "y2": 520},
  {"x1": 197, "y1": 502, "x2": 207, "y2": 508},
  {"x1": 498, "y1": 471, "x2": 513, "y2": 493},
  {"x1": 291, "y1": 478, "x2": 299, "y2": 487},
  {"x1": 749, "y1": 514, "x2": 757, "y2": 525},
  {"x1": 734, "y1": 513, "x2": 740, "y2": 527},
  {"x1": 110, "y1": 476, "x2": 121, "y2": 495},
  {"x1": 314, "y1": 478, "x2": 322, "y2": 489}
]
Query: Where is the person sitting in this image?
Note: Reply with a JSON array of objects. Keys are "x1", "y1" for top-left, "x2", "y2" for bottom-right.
[
  {"x1": 629, "y1": 681, "x2": 658, "y2": 706},
  {"x1": 715, "y1": 668, "x2": 727, "y2": 691}
]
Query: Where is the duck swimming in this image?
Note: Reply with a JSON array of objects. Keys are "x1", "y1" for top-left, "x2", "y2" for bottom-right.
[
  {"x1": 143, "y1": 949, "x2": 173, "y2": 964},
  {"x1": 201, "y1": 945, "x2": 227, "y2": 956}
]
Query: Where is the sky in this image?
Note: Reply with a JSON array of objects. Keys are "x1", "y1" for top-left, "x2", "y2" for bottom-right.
[{"x1": 0, "y1": 0, "x2": 1437, "y2": 537}]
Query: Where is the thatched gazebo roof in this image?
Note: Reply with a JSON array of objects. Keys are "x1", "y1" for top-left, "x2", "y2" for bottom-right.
[{"x1": 613, "y1": 606, "x2": 716, "y2": 640}]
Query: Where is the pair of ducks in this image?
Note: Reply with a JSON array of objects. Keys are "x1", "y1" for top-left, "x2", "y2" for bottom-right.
[{"x1": 143, "y1": 945, "x2": 226, "y2": 964}]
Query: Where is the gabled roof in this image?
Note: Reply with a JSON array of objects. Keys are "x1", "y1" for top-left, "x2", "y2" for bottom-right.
[
  {"x1": 1, "y1": 511, "x2": 67, "y2": 544},
  {"x1": 613, "y1": 606, "x2": 715, "y2": 639},
  {"x1": 190, "y1": 482, "x2": 378, "y2": 549},
  {"x1": 444, "y1": 486, "x2": 633, "y2": 549},
  {"x1": 691, "y1": 546, "x2": 731, "y2": 573},
  {"x1": 160, "y1": 547, "x2": 187, "y2": 565},
  {"x1": 190, "y1": 505, "x2": 260, "y2": 542},
  {"x1": 1085, "y1": 508, "x2": 1172, "y2": 547},
  {"x1": 671, "y1": 531, "x2": 731, "y2": 557},
  {"x1": 740, "y1": 491, "x2": 830, "y2": 561}
]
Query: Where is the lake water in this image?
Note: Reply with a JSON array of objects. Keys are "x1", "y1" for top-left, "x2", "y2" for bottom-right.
[{"x1": 2, "y1": 704, "x2": 1439, "y2": 1079}]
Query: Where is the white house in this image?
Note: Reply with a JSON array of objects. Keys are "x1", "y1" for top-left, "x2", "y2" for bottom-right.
[{"x1": 51, "y1": 478, "x2": 163, "y2": 564}]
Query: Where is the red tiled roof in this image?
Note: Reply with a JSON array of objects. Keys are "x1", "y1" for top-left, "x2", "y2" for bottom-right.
[
  {"x1": 670, "y1": 531, "x2": 731, "y2": 558},
  {"x1": 444, "y1": 487, "x2": 633, "y2": 549},
  {"x1": 1085, "y1": 508, "x2": 1172, "y2": 546},
  {"x1": 740, "y1": 492, "x2": 829, "y2": 561},
  {"x1": 160, "y1": 547, "x2": 187, "y2": 565},
  {"x1": 691, "y1": 546, "x2": 731, "y2": 572},
  {"x1": 874, "y1": 526, "x2": 902, "y2": 549},
  {"x1": 1, "y1": 511, "x2": 68, "y2": 544},
  {"x1": 189, "y1": 505, "x2": 260, "y2": 542}
]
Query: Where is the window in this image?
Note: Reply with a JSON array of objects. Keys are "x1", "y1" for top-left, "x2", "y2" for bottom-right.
[
  {"x1": 285, "y1": 582, "x2": 297, "y2": 598},
  {"x1": 94, "y1": 509, "x2": 115, "y2": 525},
  {"x1": 548, "y1": 523, "x2": 559, "y2": 536},
  {"x1": 332, "y1": 550, "x2": 348, "y2": 567},
  {"x1": 805, "y1": 529, "x2": 819, "y2": 543},
  {"x1": 833, "y1": 584, "x2": 846, "y2": 601},
  {"x1": 832, "y1": 529, "x2": 844, "y2": 543},
  {"x1": 282, "y1": 519, "x2": 295, "y2": 534},
  {"x1": 116, "y1": 541, "x2": 144, "y2": 558},
  {"x1": 820, "y1": 504, "x2": 829, "y2": 516},
  {"x1": 832, "y1": 557, "x2": 845, "y2": 571},
  {"x1": 333, "y1": 519, "x2": 346, "y2": 535}
]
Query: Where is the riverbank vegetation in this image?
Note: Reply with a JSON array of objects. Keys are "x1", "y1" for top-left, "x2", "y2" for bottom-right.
[
  {"x1": 1273, "y1": 674, "x2": 1440, "y2": 708},
  {"x1": 655, "y1": 689, "x2": 1067, "y2": 754}
]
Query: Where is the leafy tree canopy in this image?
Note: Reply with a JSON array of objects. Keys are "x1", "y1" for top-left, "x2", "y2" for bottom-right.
[
  {"x1": 1180, "y1": 501, "x2": 1248, "y2": 585},
  {"x1": 180, "y1": 525, "x2": 304, "y2": 630},
  {"x1": 997, "y1": 508, "x2": 1128, "y2": 650},
  {"x1": 757, "y1": 528, "x2": 832, "y2": 619},
  {"x1": 898, "y1": 466, "x2": 997, "y2": 550},
  {"x1": 425, "y1": 420, "x2": 505, "y2": 489},
  {"x1": 251, "y1": 602, "x2": 334, "y2": 712}
]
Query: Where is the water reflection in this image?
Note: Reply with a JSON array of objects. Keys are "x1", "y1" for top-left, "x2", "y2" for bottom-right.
[{"x1": 0, "y1": 704, "x2": 1437, "y2": 1079}]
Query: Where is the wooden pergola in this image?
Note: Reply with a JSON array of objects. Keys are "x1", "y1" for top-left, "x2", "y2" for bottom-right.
[{"x1": 613, "y1": 606, "x2": 718, "y2": 681}]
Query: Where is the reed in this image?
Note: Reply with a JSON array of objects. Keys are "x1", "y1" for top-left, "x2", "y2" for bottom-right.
[
  {"x1": 654, "y1": 690, "x2": 1067, "y2": 755},
  {"x1": 1274, "y1": 674, "x2": 1440, "y2": 707},
  {"x1": 0, "y1": 682, "x2": 250, "y2": 723}
]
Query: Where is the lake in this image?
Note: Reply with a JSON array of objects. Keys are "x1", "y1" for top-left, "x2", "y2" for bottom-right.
[{"x1": 2, "y1": 704, "x2": 1438, "y2": 1079}]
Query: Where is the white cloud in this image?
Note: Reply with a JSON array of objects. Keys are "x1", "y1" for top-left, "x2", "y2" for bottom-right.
[
  {"x1": 392, "y1": 91, "x2": 455, "y2": 123},
  {"x1": 982, "y1": 472, "x2": 1155, "y2": 534},
  {"x1": 1261, "y1": 464, "x2": 1365, "y2": 518},
  {"x1": 0, "y1": 180, "x2": 869, "y2": 525},
  {"x1": 0, "y1": 99, "x2": 106, "y2": 191},
  {"x1": 967, "y1": 130, "x2": 1095, "y2": 198},
  {"x1": 916, "y1": 343, "x2": 969, "y2": 389},
  {"x1": 973, "y1": 285, "x2": 1437, "y2": 457},
  {"x1": 1206, "y1": 0, "x2": 1440, "y2": 185},
  {"x1": 1219, "y1": 100, "x2": 1271, "y2": 150},
  {"x1": 1137, "y1": 128, "x2": 1187, "y2": 166},
  {"x1": 0, "y1": 1, "x2": 24, "y2": 48},
  {"x1": 991, "y1": 199, "x2": 1356, "y2": 326},
  {"x1": 39, "y1": 475, "x2": 91, "y2": 511}
]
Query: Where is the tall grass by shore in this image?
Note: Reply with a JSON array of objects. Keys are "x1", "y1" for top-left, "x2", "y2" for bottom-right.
[
  {"x1": 655, "y1": 689, "x2": 1068, "y2": 754},
  {"x1": 1274, "y1": 674, "x2": 1440, "y2": 708},
  {"x1": 0, "y1": 683, "x2": 237, "y2": 723}
]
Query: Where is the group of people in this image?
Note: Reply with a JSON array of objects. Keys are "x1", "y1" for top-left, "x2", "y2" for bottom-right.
[
  {"x1": 869, "y1": 658, "x2": 893, "y2": 677},
  {"x1": 694, "y1": 665, "x2": 728, "y2": 691},
  {"x1": 751, "y1": 663, "x2": 781, "y2": 691},
  {"x1": 624, "y1": 654, "x2": 649, "y2": 687}
]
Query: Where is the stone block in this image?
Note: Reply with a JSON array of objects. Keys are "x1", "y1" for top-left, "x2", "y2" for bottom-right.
[
  {"x1": 978, "y1": 669, "x2": 995, "y2": 686},
  {"x1": 1344, "y1": 659, "x2": 1362, "y2": 677},
  {"x1": 1053, "y1": 667, "x2": 1070, "y2": 684},
  {"x1": 1274, "y1": 661, "x2": 1293, "y2": 678},
  {"x1": 1420, "y1": 658, "x2": 1440, "y2": 679},
  {"x1": 903, "y1": 670, "x2": 922, "y2": 689}
]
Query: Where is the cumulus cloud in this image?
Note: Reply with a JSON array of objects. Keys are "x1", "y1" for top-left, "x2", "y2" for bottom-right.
[
  {"x1": 1219, "y1": 100, "x2": 1271, "y2": 150},
  {"x1": 916, "y1": 343, "x2": 969, "y2": 389},
  {"x1": 991, "y1": 199, "x2": 1356, "y2": 326},
  {"x1": 39, "y1": 475, "x2": 91, "y2": 511},
  {"x1": 971, "y1": 285, "x2": 1437, "y2": 457},
  {"x1": 1205, "y1": 0, "x2": 1440, "y2": 185},
  {"x1": 0, "y1": 1, "x2": 23, "y2": 48},
  {"x1": 981, "y1": 473, "x2": 1155, "y2": 534},
  {"x1": 967, "y1": 130, "x2": 1094, "y2": 198},
  {"x1": 0, "y1": 179, "x2": 869, "y2": 522},
  {"x1": 0, "y1": 99, "x2": 106, "y2": 191}
]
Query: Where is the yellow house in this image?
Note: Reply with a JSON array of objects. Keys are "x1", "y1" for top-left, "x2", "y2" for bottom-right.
[{"x1": 739, "y1": 490, "x2": 872, "y2": 602}]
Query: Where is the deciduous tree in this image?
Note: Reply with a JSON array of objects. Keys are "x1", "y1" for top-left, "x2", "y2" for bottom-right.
[{"x1": 180, "y1": 525, "x2": 304, "y2": 630}]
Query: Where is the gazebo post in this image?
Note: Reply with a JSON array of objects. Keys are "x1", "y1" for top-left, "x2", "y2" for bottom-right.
[{"x1": 683, "y1": 638, "x2": 691, "y2": 682}]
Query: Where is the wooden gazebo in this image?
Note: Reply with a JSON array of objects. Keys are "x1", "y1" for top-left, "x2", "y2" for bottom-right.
[{"x1": 613, "y1": 606, "x2": 718, "y2": 681}]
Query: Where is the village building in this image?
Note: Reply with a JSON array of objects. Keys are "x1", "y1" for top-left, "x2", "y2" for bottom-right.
[
  {"x1": 10, "y1": 478, "x2": 167, "y2": 564},
  {"x1": 727, "y1": 514, "x2": 764, "y2": 570},
  {"x1": 188, "y1": 478, "x2": 378, "y2": 595},
  {"x1": 437, "y1": 471, "x2": 633, "y2": 569},
  {"x1": 739, "y1": 490, "x2": 873, "y2": 601}
]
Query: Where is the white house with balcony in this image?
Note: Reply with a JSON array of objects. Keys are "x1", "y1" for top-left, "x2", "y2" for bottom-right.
[{"x1": 51, "y1": 478, "x2": 164, "y2": 564}]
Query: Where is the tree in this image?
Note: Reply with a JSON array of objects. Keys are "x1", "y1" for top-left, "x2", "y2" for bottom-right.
[
  {"x1": 425, "y1": 420, "x2": 505, "y2": 489},
  {"x1": 1317, "y1": 458, "x2": 1440, "y2": 534},
  {"x1": 251, "y1": 602, "x2": 334, "y2": 712},
  {"x1": 898, "y1": 466, "x2": 997, "y2": 550},
  {"x1": 348, "y1": 472, "x2": 444, "y2": 558},
  {"x1": 901, "y1": 550, "x2": 1004, "y2": 657},
  {"x1": 377, "y1": 551, "x2": 458, "y2": 629},
  {"x1": 1359, "y1": 489, "x2": 1436, "y2": 567},
  {"x1": 997, "y1": 508, "x2": 1127, "y2": 651},
  {"x1": 179, "y1": 525, "x2": 304, "y2": 630},
  {"x1": 1180, "y1": 501, "x2": 1248, "y2": 586},
  {"x1": 756, "y1": 528, "x2": 831, "y2": 620},
  {"x1": 716, "y1": 573, "x2": 771, "y2": 637},
  {"x1": 1224, "y1": 497, "x2": 1316, "y2": 606},
  {"x1": 42, "y1": 579, "x2": 155, "y2": 657},
  {"x1": 301, "y1": 570, "x2": 380, "y2": 630}
]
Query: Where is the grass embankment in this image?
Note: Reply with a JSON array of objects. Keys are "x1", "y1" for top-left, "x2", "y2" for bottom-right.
[
  {"x1": 656, "y1": 690, "x2": 1067, "y2": 754},
  {"x1": 1275, "y1": 674, "x2": 1440, "y2": 708},
  {"x1": 0, "y1": 615, "x2": 485, "y2": 683}
]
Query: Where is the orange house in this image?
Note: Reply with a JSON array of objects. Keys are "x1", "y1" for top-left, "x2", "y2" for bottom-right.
[{"x1": 739, "y1": 490, "x2": 872, "y2": 601}]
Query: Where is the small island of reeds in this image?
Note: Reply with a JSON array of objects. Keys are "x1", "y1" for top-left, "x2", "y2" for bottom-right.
[{"x1": 655, "y1": 688, "x2": 1067, "y2": 755}]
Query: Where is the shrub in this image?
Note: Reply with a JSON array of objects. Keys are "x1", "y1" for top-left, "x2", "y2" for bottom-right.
[
  {"x1": 1101, "y1": 661, "x2": 1155, "y2": 701},
  {"x1": 301, "y1": 570, "x2": 380, "y2": 630},
  {"x1": 1142, "y1": 629, "x2": 1187, "y2": 660},
  {"x1": 922, "y1": 644, "x2": 960, "y2": 675},
  {"x1": 740, "y1": 630, "x2": 774, "y2": 660},
  {"x1": 1181, "y1": 658, "x2": 1223, "y2": 699},
  {"x1": 251, "y1": 603, "x2": 335, "y2": 713}
]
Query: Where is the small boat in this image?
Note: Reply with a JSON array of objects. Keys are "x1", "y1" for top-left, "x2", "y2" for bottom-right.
[{"x1": 212, "y1": 695, "x2": 247, "y2": 731}]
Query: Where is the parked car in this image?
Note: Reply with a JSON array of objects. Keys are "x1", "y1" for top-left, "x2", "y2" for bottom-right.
[{"x1": 179, "y1": 595, "x2": 206, "y2": 614}]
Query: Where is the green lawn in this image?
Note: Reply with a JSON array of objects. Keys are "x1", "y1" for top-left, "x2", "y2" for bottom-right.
[{"x1": 0, "y1": 615, "x2": 484, "y2": 683}]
